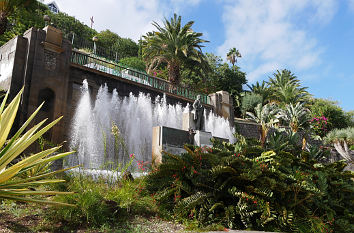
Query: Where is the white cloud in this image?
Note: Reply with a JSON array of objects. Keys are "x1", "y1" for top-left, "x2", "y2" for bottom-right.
[
  {"x1": 54, "y1": 0, "x2": 202, "y2": 41},
  {"x1": 217, "y1": 0, "x2": 337, "y2": 82}
]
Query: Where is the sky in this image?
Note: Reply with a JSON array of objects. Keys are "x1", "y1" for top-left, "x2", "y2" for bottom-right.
[{"x1": 51, "y1": 0, "x2": 354, "y2": 111}]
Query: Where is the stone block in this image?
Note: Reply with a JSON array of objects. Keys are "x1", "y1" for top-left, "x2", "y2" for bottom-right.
[
  {"x1": 152, "y1": 126, "x2": 191, "y2": 168},
  {"x1": 194, "y1": 130, "x2": 212, "y2": 147},
  {"x1": 182, "y1": 112, "x2": 195, "y2": 131}
]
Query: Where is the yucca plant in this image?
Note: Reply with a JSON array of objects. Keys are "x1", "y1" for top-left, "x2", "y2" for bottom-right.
[
  {"x1": 0, "y1": 88, "x2": 75, "y2": 205},
  {"x1": 246, "y1": 103, "x2": 279, "y2": 147}
]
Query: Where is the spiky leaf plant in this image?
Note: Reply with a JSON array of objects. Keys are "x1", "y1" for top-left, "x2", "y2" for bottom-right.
[{"x1": 0, "y1": 88, "x2": 75, "y2": 205}]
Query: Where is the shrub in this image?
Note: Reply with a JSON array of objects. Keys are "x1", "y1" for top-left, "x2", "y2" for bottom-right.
[
  {"x1": 241, "y1": 93, "x2": 263, "y2": 115},
  {"x1": 146, "y1": 143, "x2": 354, "y2": 232},
  {"x1": 50, "y1": 173, "x2": 158, "y2": 227}
]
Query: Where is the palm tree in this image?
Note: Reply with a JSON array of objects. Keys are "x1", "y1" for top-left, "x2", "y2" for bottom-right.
[
  {"x1": 247, "y1": 80, "x2": 271, "y2": 104},
  {"x1": 142, "y1": 14, "x2": 209, "y2": 85},
  {"x1": 246, "y1": 103, "x2": 280, "y2": 147},
  {"x1": 226, "y1": 47, "x2": 241, "y2": 66},
  {"x1": 268, "y1": 69, "x2": 310, "y2": 105},
  {"x1": 0, "y1": 0, "x2": 36, "y2": 35}
]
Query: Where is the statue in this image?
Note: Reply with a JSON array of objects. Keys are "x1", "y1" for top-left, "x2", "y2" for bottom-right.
[{"x1": 193, "y1": 95, "x2": 204, "y2": 130}]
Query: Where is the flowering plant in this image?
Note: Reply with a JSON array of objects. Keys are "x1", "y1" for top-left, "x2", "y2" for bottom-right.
[{"x1": 310, "y1": 115, "x2": 329, "y2": 137}]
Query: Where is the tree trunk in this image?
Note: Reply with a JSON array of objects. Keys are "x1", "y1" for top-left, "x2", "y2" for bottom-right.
[
  {"x1": 0, "y1": 15, "x2": 8, "y2": 36},
  {"x1": 168, "y1": 62, "x2": 181, "y2": 85}
]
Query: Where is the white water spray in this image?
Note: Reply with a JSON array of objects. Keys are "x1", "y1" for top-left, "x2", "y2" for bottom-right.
[{"x1": 69, "y1": 80, "x2": 235, "y2": 169}]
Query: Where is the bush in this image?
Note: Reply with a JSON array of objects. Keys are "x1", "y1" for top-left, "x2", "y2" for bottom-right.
[
  {"x1": 146, "y1": 143, "x2": 354, "y2": 232},
  {"x1": 119, "y1": 57, "x2": 146, "y2": 73},
  {"x1": 241, "y1": 93, "x2": 263, "y2": 115},
  {"x1": 50, "y1": 173, "x2": 157, "y2": 227}
]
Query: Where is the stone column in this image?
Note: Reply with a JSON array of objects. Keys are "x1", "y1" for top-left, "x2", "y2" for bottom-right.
[{"x1": 208, "y1": 90, "x2": 234, "y2": 126}]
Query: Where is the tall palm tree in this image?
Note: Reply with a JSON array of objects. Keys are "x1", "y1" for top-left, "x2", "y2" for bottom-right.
[
  {"x1": 142, "y1": 14, "x2": 209, "y2": 85},
  {"x1": 247, "y1": 80, "x2": 271, "y2": 104},
  {"x1": 226, "y1": 47, "x2": 241, "y2": 66},
  {"x1": 246, "y1": 103, "x2": 279, "y2": 147},
  {"x1": 268, "y1": 69, "x2": 310, "y2": 105},
  {"x1": 0, "y1": 0, "x2": 35, "y2": 35}
]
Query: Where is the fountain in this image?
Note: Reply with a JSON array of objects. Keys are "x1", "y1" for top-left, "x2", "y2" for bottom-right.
[{"x1": 68, "y1": 80, "x2": 235, "y2": 171}]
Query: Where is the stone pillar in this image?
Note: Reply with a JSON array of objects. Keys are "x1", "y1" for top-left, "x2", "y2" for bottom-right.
[
  {"x1": 209, "y1": 90, "x2": 234, "y2": 126},
  {"x1": 182, "y1": 112, "x2": 195, "y2": 131},
  {"x1": 22, "y1": 26, "x2": 72, "y2": 144}
]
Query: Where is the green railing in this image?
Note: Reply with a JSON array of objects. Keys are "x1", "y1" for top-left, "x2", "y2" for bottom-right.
[{"x1": 70, "y1": 50, "x2": 211, "y2": 105}]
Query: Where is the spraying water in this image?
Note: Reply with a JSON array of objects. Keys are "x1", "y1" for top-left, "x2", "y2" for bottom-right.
[{"x1": 69, "y1": 79, "x2": 235, "y2": 170}]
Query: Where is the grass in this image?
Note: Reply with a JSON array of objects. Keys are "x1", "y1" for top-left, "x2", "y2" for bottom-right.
[{"x1": 0, "y1": 171, "x2": 226, "y2": 232}]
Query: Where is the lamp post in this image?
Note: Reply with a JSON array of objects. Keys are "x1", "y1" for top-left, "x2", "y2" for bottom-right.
[{"x1": 92, "y1": 36, "x2": 98, "y2": 55}]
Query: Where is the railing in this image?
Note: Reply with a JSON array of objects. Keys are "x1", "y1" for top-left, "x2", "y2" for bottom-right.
[{"x1": 70, "y1": 50, "x2": 211, "y2": 105}]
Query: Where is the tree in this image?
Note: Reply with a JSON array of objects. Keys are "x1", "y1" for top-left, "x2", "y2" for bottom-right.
[
  {"x1": 50, "y1": 11, "x2": 97, "y2": 40},
  {"x1": 119, "y1": 56, "x2": 146, "y2": 72},
  {"x1": 142, "y1": 13, "x2": 209, "y2": 85},
  {"x1": 310, "y1": 98, "x2": 353, "y2": 131},
  {"x1": 268, "y1": 69, "x2": 310, "y2": 105},
  {"x1": 95, "y1": 30, "x2": 139, "y2": 59},
  {"x1": 226, "y1": 47, "x2": 241, "y2": 66},
  {"x1": 247, "y1": 81, "x2": 271, "y2": 105},
  {"x1": 0, "y1": 0, "x2": 37, "y2": 36},
  {"x1": 241, "y1": 92, "x2": 263, "y2": 116},
  {"x1": 246, "y1": 103, "x2": 279, "y2": 147}
]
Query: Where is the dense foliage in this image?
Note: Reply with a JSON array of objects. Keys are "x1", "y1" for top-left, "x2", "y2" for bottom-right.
[
  {"x1": 146, "y1": 140, "x2": 354, "y2": 232},
  {"x1": 142, "y1": 14, "x2": 209, "y2": 85},
  {"x1": 310, "y1": 98, "x2": 354, "y2": 131}
]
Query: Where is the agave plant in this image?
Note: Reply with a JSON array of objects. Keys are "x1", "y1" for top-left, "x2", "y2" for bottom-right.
[
  {"x1": 324, "y1": 127, "x2": 354, "y2": 162},
  {"x1": 0, "y1": 88, "x2": 75, "y2": 205},
  {"x1": 246, "y1": 103, "x2": 279, "y2": 147}
]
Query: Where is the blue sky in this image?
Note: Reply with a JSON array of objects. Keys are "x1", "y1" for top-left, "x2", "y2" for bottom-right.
[{"x1": 54, "y1": 0, "x2": 354, "y2": 111}]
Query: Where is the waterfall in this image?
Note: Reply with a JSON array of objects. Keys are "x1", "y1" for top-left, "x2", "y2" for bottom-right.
[{"x1": 69, "y1": 79, "x2": 235, "y2": 170}]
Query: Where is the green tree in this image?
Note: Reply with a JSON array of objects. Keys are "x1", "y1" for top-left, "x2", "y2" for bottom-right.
[
  {"x1": 247, "y1": 81, "x2": 271, "y2": 105},
  {"x1": 241, "y1": 92, "x2": 263, "y2": 116},
  {"x1": 0, "y1": 0, "x2": 37, "y2": 35},
  {"x1": 310, "y1": 98, "x2": 353, "y2": 131},
  {"x1": 119, "y1": 56, "x2": 146, "y2": 72},
  {"x1": 268, "y1": 69, "x2": 310, "y2": 105},
  {"x1": 0, "y1": 0, "x2": 46, "y2": 45},
  {"x1": 142, "y1": 14, "x2": 209, "y2": 85},
  {"x1": 226, "y1": 47, "x2": 241, "y2": 66},
  {"x1": 50, "y1": 12, "x2": 97, "y2": 40},
  {"x1": 95, "y1": 30, "x2": 139, "y2": 59}
]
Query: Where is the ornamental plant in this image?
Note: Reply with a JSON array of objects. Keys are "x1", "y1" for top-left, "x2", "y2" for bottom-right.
[
  {"x1": 0, "y1": 88, "x2": 74, "y2": 205},
  {"x1": 146, "y1": 141, "x2": 354, "y2": 232},
  {"x1": 310, "y1": 116, "x2": 328, "y2": 137}
]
